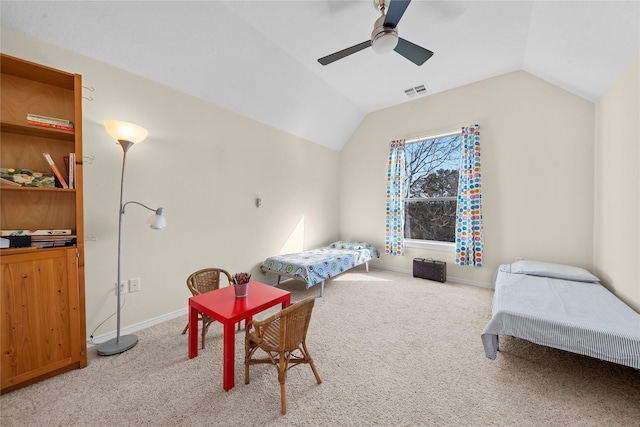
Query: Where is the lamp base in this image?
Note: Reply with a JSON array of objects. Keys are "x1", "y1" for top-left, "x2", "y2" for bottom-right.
[{"x1": 96, "y1": 334, "x2": 138, "y2": 356}]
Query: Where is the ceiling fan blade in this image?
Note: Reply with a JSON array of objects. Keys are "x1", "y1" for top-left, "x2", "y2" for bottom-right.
[
  {"x1": 394, "y1": 37, "x2": 434, "y2": 66},
  {"x1": 384, "y1": 0, "x2": 411, "y2": 28},
  {"x1": 318, "y1": 41, "x2": 371, "y2": 65}
]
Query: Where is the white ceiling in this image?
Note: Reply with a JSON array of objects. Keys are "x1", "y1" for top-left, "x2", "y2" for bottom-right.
[{"x1": 2, "y1": 1, "x2": 639, "y2": 151}]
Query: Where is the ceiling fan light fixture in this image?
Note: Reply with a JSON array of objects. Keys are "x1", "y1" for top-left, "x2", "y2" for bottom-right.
[
  {"x1": 318, "y1": 0, "x2": 433, "y2": 66},
  {"x1": 371, "y1": 30, "x2": 398, "y2": 54}
]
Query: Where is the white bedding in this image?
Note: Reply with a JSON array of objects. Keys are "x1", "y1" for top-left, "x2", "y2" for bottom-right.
[{"x1": 481, "y1": 264, "x2": 640, "y2": 369}]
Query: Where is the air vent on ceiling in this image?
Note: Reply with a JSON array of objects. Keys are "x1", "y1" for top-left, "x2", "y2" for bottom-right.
[{"x1": 404, "y1": 84, "x2": 428, "y2": 98}]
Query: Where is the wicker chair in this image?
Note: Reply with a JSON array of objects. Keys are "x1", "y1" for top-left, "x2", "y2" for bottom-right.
[
  {"x1": 244, "y1": 297, "x2": 322, "y2": 414},
  {"x1": 181, "y1": 268, "x2": 233, "y2": 349}
]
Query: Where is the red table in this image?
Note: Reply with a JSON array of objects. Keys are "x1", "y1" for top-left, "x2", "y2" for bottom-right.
[{"x1": 188, "y1": 280, "x2": 290, "y2": 391}]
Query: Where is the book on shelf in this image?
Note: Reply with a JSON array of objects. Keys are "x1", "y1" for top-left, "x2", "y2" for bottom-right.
[
  {"x1": 31, "y1": 235, "x2": 77, "y2": 248},
  {"x1": 26, "y1": 113, "x2": 74, "y2": 128},
  {"x1": 63, "y1": 153, "x2": 76, "y2": 189},
  {"x1": 1, "y1": 229, "x2": 72, "y2": 236},
  {"x1": 42, "y1": 152, "x2": 69, "y2": 188},
  {"x1": 70, "y1": 153, "x2": 75, "y2": 189},
  {"x1": 0, "y1": 167, "x2": 55, "y2": 188},
  {"x1": 26, "y1": 120, "x2": 74, "y2": 131}
]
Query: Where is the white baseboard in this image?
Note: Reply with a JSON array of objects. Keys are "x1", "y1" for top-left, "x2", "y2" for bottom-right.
[
  {"x1": 87, "y1": 307, "x2": 187, "y2": 348},
  {"x1": 373, "y1": 264, "x2": 494, "y2": 289},
  {"x1": 88, "y1": 266, "x2": 491, "y2": 346}
]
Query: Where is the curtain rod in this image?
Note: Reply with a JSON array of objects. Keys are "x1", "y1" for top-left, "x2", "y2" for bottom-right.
[{"x1": 405, "y1": 128, "x2": 462, "y2": 144}]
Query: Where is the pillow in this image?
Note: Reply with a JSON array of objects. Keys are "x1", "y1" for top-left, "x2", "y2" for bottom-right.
[
  {"x1": 328, "y1": 241, "x2": 370, "y2": 250},
  {"x1": 505, "y1": 260, "x2": 600, "y2": 283}
]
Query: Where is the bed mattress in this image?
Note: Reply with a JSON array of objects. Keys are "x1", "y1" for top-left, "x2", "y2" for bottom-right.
[
  {"x1": 261, "y1": 243, "x2": 379, "y2": 289},
  {"x1": 481, "y1": 264, "x2": 640, "y2": 369}
]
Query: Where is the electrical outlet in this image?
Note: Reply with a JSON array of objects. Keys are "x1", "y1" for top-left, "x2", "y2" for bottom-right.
[
  {"x1": 115, "y1": 280, "x2": 127, "y2": 296},
  {"x1": 129, "y1": 277, "x2": 141, "y2": 293},
  {"x1": 515, "y1": 257, "x2": 524, "y2": 261}
]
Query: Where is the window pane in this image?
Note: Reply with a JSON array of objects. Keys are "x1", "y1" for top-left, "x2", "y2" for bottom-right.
[
  {"x1": 404, "y1": 200, "x2": 457, "y2": 242},
  {"x1": 405, "y1": 134, "x2": 461, "y2": 199},
  {"x1": 403, "y1": 133, "x2": 461, "y2": 243}
]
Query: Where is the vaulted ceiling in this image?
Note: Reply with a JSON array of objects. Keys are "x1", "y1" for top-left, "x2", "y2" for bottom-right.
[{"x1": 2, "y1": 1, "x2": 639, "y2": 151}]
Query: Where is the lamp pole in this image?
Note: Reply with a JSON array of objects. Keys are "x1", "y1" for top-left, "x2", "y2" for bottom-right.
[
  {"x1": 97, "y1": 120, "x2": 164, "y2": 356},
  {"x1": 97, "y1": 140, "x2": 138, "y2": 355}
]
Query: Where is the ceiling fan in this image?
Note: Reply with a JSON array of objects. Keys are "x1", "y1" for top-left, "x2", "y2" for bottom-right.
[{"x1": 318, "y1": 0, "x2": 434, "y2": 66}]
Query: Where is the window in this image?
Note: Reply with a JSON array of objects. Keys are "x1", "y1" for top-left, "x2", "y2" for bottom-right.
[{"x1": 404, "y1": 132, "x2": 462, "y2": 246}]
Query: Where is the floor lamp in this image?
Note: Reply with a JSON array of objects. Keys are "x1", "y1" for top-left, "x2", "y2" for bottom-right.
[{"x1": 97, "y1": 120, "x2": 166, "y2": 356}]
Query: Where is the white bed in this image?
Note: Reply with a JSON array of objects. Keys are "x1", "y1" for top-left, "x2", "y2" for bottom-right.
[{"x1": 481, "y1": 261, "x2": 640, "y2": 369}]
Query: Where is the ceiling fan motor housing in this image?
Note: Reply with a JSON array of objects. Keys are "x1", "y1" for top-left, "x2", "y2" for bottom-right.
[
  {"x1": 371, "y1": 14, "x2": 398, "y2": 54},
  {"x1": 373, "y1": 0, "x2": 391, "y2": 12}
]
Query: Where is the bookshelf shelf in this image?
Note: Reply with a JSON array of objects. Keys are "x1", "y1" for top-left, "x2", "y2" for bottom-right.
[
  {"x1": 0, "y1": 185, "x2": 76, "y2": 193},
  {"x1": 1, "y1": 121, "x2": 75, "y2": 141}
]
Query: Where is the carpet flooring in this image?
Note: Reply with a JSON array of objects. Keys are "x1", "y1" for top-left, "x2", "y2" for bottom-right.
[{"x1": 2, "y1": 267, "x2": 639, "y2": 426}]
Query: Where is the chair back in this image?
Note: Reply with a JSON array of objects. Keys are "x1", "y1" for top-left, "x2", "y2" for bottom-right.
[
  {"x1": 186, "y1": 268, "x2": 232, "y2": 296},
  {"x1": 264, "y1": 298, "x2": 315, "y2": 352},
  {"x1": 244, "y1": 296, "x2": 321, "y2": 414}
]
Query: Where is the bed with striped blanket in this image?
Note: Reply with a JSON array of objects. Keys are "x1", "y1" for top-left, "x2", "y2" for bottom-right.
[{"x1": 481, "y1": 261, "x2": 640, "y2": 369}]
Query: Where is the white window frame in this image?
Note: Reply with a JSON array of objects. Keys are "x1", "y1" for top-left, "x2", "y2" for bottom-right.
[{"x1": 403, "y1": 130, "x2": 462, "y2": 252}]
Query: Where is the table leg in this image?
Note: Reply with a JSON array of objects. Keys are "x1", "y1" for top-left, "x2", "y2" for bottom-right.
[
  {"x1": 223, "y1": 321, "x2": 235, "y2": 391},
  {"x1": 188, "y1": 305, "x2": 198, "y2": 359}
]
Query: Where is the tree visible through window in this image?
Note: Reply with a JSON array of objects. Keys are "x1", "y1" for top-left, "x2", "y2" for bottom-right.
[{"x1": 404, "y1": 133, "x2": 462, "y2": 242}]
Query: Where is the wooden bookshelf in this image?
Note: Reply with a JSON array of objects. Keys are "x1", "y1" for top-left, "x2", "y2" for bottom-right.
[{"x1": 0, "y1": 54, "x2": 87, "y2": 394}]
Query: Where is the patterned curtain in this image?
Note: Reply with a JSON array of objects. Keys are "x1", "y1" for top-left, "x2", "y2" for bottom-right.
[
  {"x1": 455, "y1": 125, "x2": 483, "y2": 266},
  {"x1": 385, "y1": 140, "x2": 405, "y2": 256}
]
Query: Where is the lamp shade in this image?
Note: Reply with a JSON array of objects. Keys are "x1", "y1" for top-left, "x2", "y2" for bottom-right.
[
  {"x1": 146, "y1": 208, "x2": 166, "y2": 230},
  {"x1": 104, "y1": 120, "x2": 149, "y2": 144}
]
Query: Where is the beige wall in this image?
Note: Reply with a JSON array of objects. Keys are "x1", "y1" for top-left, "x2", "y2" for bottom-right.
[
  {"x1": 594, "y1": 55, "x2": 640, "y2": 312},
  {"x1": 3, "y1": 26, "x2": 637, "y2": 339},
  {"x1": 1, "y1": 28, "x2": 340, "y2": 338},
  {"x1": 340, "y1": 71, "x2": 596, "y2": 288}
]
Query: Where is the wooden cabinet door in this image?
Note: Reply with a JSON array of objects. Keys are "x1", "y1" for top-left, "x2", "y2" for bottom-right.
[{"x1": 1, "y1": 247, "x2": 81, "y2": 391}]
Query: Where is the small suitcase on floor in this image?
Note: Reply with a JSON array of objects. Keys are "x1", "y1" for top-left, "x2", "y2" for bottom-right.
[{"x1": 413, "y1": 258, "x2": 447, "y2": 283}]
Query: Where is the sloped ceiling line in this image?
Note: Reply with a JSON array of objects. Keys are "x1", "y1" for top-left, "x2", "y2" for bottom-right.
[{"x1": 1, "y1": 1, "x2": 638, "y2": 151}]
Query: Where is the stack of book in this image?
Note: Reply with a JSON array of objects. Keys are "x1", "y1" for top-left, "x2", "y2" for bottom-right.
[
  {"x1": 31, "y1": 235, "x2": 77, "y2": 248},
  {"x1": 1, "y1": 229, "x2": 76, "y2": 249},
  {"x1": 26, "y1": 113, "x2": 74, "y2": 131},
  {"x1": 1, "y1": 229, "x2": 73, "y2": 237}
]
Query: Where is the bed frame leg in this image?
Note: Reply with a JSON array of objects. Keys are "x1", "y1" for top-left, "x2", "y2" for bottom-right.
[
  {"x1": 319, "y1": 281, "x2": 324, "y2": 297},
  {"x1": 365, "y1": 262, "x2": 369, "y2": 273}
]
